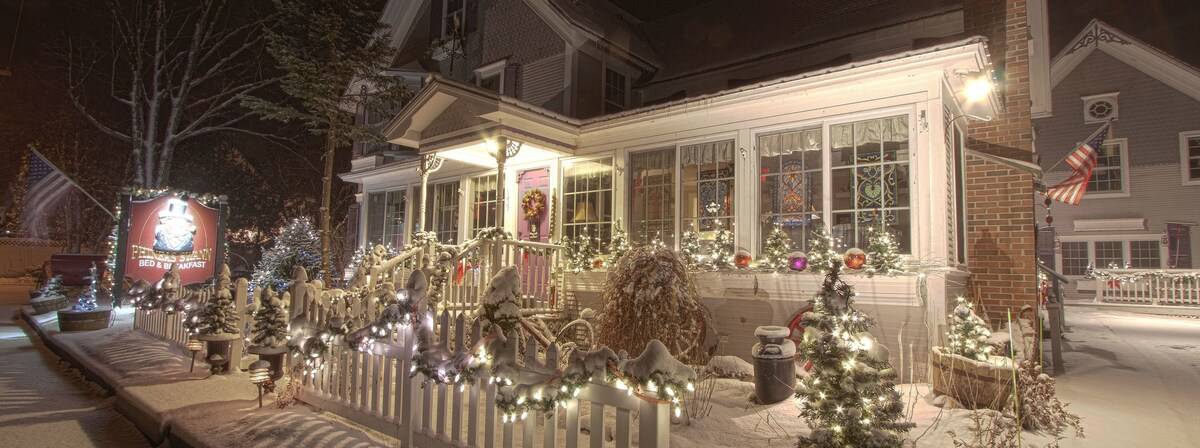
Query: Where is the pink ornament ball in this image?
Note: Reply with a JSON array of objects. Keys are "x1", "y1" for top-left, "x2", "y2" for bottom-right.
[{"x1": 787, "y1": 252, "x2": 808, "y2": 271}]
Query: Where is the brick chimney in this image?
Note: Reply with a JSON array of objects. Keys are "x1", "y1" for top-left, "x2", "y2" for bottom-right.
[{"x1": 962, "y1": 0, "x2": 1038, "y2": 325}]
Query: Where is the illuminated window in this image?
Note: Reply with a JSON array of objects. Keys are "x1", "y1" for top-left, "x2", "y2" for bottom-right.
[
  {"x1": 628, "y1": 148, "x2": 675, "y2": 246},
  {"x1": 421, "y1": 181, "x2": 460, "y2": 244},
  {"x1": 758, "y1": 128, "x2": 823, "y2": 252},
  {"x1": 830, "y1": 115, "x2": 911, "y2": 251},
  {"x1": 366, "y1": 189, "x2": 406, "y2": 248},
  {"x1": 562, "y1": 158, "x2": 613, "y2": 249},
  {"x1": 680, "y1": 139, "x2": 736, "y2": 245},
  {"x1": 470, "y1": 174, "x2": 498, "y2": 235}
]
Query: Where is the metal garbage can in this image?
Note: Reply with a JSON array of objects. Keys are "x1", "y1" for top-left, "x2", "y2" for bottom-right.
[{"x1": 753, "y1": 325, "x2": 796, "y2": 404}]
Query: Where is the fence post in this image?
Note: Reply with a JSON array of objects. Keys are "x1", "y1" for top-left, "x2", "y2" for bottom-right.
[
  {"x1": 638, "y1": 397, "x2": 669, "y2": 447},
  {"x1": 227, "y1": 276, "x2": 249, "y2": 375},
  {"x1": 289, "y1": 265, "x2": 308, "y2": 318}
]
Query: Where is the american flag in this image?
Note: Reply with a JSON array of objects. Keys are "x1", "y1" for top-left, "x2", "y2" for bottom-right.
[
  {"x1": 21, "y1": 149, "x2": 74, "y2": 238},
  {"x1": 1045, "y1": 121, "x2": 1111, "y2": 205}
]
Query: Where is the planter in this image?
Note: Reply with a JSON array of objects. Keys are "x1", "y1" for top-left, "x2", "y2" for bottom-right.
[
  {"x1": 49, "y1": 254, "x2": 107, "y2": 286},
  {"x1": 198, "y1": 333, "x2": 240, "y2": 374},
  {"x1": 930, "y1": 346, "x2": 1015, "y2": 410},
  {"x1": 57, "y1": 307, "x2": 112, "y2": 331},
  {"x1": 248, "y1": 346, "x2": 288, "y2": 380},
  {"x1": 30, "y1": 294, "x2": 70, "y2": 314}
]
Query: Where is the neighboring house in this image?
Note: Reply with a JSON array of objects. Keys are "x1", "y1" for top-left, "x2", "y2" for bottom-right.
[
  {"x1": 339, "y1": 0, "x2": 1047, "y2": 368},
  {"x1": 1035, "y1": 20, "x2": 1200, "y2": 294}
]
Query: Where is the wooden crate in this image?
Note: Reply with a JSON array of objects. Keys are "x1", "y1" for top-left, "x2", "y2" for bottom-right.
[
  {"x1": 930, "y1": 346, "x2": 1014, "y2": 411},
  {"x1": 58, "y1": 307, "x2": 112, "y2": 331}
]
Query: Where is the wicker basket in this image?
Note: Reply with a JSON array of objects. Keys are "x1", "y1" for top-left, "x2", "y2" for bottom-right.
[
  {"x1": 930, "y1": 346, "x2": 1014, "y2": 410},
  {"x1": 30, "y1": 295, "x2": 70, "y2": 314},
  {"x1": 58, "y1": 307, "x2": 112, "y2": 331}
]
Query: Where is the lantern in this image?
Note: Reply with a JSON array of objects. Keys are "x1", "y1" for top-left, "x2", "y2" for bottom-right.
[
  {"x1": 787, "y1": 252, "x2": 808, "y2": 271},
  {"x1": 249, "y1": 360, "x2": 271, "y2": 408},
  {"x1": 844, "y1": 248, "x2": 867, "y2": 270},
  {"x1": 734, "y1": 249, "x2": 753, "y2": 269},
  {"x1": 186, "y1": 338, "x2": 203, "y2": 373}
]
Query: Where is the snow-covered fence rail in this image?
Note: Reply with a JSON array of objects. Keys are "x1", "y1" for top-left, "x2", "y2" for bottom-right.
[
  {"x1": 134, "y1": 306, "x2": 190, "y2": 348},
  {"x1": 1094, "y1": 269, "x2": 1200, "y2": 306},
  {"x1": 133, "y1": 274, "x2": 251, "y2": 362},
  {"x1": 433, "y1": 238, "x2": 564, "y2": 316}
]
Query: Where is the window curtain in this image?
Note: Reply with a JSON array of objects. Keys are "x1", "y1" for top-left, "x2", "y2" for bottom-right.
[
  {"x1": 680, "y1": 140, "x2": 735, "y2": 165},
  {"x1": 831, "y1": 116, "x2": 908, "y2": 149},
  {"x1": 759, "y1": 129, "x2": 821, "y2": 157}
]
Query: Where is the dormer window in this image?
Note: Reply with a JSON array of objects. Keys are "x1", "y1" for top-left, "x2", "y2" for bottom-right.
[
  {"x1": 441, "y1": 0, "x2": 477, "y2": 38},
  {"x1": 604, "y1": 68, "x2": 627, "y2": 113},
  {"x1": 475, "y1": 60, "x2": 506, "y2": 94},
  {"x1": 1082, "y1": 92, "x2": 1118, "y2": 123}
]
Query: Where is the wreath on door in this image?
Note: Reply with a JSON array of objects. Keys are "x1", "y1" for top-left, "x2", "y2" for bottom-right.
[{"x1": 521, "y1": 189, "x2": 546, "y2": 222}]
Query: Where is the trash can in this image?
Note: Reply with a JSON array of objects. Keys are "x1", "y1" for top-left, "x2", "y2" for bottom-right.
[{"x1": 753, "y1": 325, "x2": 796, "y2": 404}]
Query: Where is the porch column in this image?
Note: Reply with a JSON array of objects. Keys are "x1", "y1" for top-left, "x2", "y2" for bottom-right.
[
  {"x1": 492, "y1": 137, "x2": 522, "y2": 229},
  {"x1": 416, "y1": 155, "x2": 443, "y2": 233}
]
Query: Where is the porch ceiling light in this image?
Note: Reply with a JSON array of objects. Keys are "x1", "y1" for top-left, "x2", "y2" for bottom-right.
[{"x1": 963, "y1": 77, "x2": 993, "y2": 104}]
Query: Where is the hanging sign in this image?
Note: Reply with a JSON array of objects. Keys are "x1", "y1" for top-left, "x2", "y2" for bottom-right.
[{"x1": 122, "y1": 195, "x2": 222, "y2": 286}]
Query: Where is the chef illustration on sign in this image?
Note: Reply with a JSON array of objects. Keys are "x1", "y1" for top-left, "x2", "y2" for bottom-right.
[{"x1": 154, "y1": 198, "x2": 197, "y2": 253}]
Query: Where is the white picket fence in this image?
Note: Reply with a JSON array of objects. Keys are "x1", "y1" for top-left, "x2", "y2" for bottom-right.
[
  {"x1": 133, "y1": 275, "x2": 252, "y2": 372},
  {"x1": 1094, "y1": 269, "x2": 1200, "y2": 306}
]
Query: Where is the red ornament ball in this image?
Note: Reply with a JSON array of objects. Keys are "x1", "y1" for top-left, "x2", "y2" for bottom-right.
[
  {"x1": 592, "y1": 258, "x2": 605, "y2": 269},
  {"x1": 734, "y1": 249, "x2": 752, "y2": 269},
  {"x1": 844, "y1": 248, "x2": 867, "y2": 270}
]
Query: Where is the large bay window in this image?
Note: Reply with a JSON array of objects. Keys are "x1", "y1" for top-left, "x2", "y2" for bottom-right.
[
  {"x1": 680, "y1": 140, "x2": 736, "y2": 240},
  {"x1": 562, "y1": 158, "x2": 614, "y2": 249},
  {"x1": 471, "y1": 174, "x2": 498, "y2": 234},
  {"x1": 628, "y1": 148, "x2": 676, "y2": 246},
  {"x1": 365, "y1": 189, "x2": 407, "y2": 248},
  {"x1": 829, "y1": 115, "x2": 911, "y2": 251},
  {"x1": 758, "y1": 128, "x2": 823, "y2": 252}
]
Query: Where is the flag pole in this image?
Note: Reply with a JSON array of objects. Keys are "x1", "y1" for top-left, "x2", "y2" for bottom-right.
[
  {"x1": 29, "y1": 145, "x2": 116, "y2": 220},
  {"x1": 1042, "y1": 119, "x2": 1112, "y2": 174}
]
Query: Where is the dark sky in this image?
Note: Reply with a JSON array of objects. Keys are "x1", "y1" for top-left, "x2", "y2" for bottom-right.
[{"x1": 1048, "y1": 0, "x2": 1200, "y2": 67}]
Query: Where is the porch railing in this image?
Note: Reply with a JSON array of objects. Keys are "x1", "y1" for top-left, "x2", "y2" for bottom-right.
[
  {"x1": 429, "y1": 238, "x2": 565, "y2": 316},
  {"x1": 1093, "y1": 268, "x2": 1200, "y2": 306}
]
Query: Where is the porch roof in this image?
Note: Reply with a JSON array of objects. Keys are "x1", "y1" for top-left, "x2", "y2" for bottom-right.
[{"x1": 381, "y1": 37, "x2": 997, "y2": 158}]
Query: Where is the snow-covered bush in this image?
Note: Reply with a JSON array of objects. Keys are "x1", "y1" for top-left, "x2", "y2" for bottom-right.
[
  {"x1": 596, "y1": 246, "x2": 707, "y2": 363},
  {"x1": 253, "y1": 217, "x2": 321, "y2": 291}
]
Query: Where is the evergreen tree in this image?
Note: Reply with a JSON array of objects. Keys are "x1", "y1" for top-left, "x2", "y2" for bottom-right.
[
  {"x1": 865, "y1": 225, "x2": 904, "y2": 276},
  {"x1": 200, "y1": 271, "x2": 240, "y2": 335},
  {"x1": 808, "y1": 224, "x2": 840, "y2": 274},
  {"x1": 607, "y1": 220, "x2": 631, "y2": 266},
  {"x1": 563, "y1": 228, "x2": 596, "y2": 273},
  {"x1": 246, "y1": 0, "x2": 409, "y2": 278},
  {"x1": 710, "y1": 224, "x2": 735, "y2": 270},
  {"x1": 253, "y1": 217, "x2": 322, "y2": 291},
  {"x1": 763, "y1": 224, "x2": 792, "y2": 271},
  {"x1": 73, "y1": 263, "x2": 100, "y2": 311},
  {"x1": 679, "y1": 229, "x2": 701, "y2": 269},
  {"x1": 795, "y1": 263, "x2": 914, "y2": 447},
  {"x1": 946, "y1": 296, "x2": 994, "y2": 362},
  {"x1": 252, "y1": 287, "x2": 290, "y2": 348},
  {"x1": 38, "y1": 275, "x2": 68, "y2": 299}
]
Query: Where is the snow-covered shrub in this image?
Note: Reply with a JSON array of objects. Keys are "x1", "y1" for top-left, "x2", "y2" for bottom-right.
[{"x1": 596, "y1": 246, "x2": 707, "y2": 363}]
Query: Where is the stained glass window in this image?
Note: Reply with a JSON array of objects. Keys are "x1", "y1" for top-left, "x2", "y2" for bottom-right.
[
  {"x1": 681, "y1": 139, "x2": 736, "y2": 245},
  {"x1": 758, "y1": 128, "x2": 822, "y2": 252},
  {"x1": 830, "y1": 115, "x2": 910, "y2": 251}
]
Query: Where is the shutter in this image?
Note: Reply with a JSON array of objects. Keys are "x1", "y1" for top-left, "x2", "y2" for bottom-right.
[
  {"x1": 429, "y1": 0, "x2": 444, "y2": 37},
  {"x1": 504, "y1": 63, "x2": 521, "y2": 98},
  {"x1": 465, "y1": 0, "x2": 478, "y2": 34}
]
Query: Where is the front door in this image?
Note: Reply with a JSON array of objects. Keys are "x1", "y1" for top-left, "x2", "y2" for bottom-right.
[{"x1": 515, "y1": 168, "x2": 552, "y2": 303}]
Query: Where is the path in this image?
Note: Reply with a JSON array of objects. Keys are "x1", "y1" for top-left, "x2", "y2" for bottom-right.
[
  {"x1": 1057, "y1": 306, "x2": 1200, "y2": 448},
  {"x1": 0, "y1": 305, "x2": 148, "y2": 448}
]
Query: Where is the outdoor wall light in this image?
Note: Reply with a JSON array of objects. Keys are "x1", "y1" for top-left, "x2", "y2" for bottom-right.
[
  {"x1": 952, "y1": 69, "x2": 996, "y2": 122},
  {"x1": 963, "y1": 76, "x2": 993, "y2": 104}
]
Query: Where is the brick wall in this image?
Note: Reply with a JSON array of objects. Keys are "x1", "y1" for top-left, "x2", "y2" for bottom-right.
[{"x1": 963, "y1": 0, "x2": 1038, "y2": 324}]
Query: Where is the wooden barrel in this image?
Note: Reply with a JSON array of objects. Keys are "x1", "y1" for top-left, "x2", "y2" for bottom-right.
[
  {"x1": 31, "y1": 295, "x2": 70, "y2": 314},
  {"x1": 929, "y1": 346, "x2": 1014, "y2": 411},
  {"x1": 57, "y1": 307, "x2": 112, "y2": 331}
]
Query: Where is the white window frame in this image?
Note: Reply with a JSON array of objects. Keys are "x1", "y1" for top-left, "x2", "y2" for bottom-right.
[
  {"x1": 1180, "y1": 130, "x2": 1200, "y2": 186},
  {"x1": 363, "y1": 187, "x2": 409, "y2": 248},
  {"x1": 1085, "y1": 138, "x2": 1130, "y2": 199},
  {"x1": 474, "y1": 59, "x2": 507, "y2": 95},
  {"x1": 468, "y1": 172, "x2": 500, "y2": 235},
  {"x1": 560, "y1": 155, "x2": 616, "y2": 249},
  {"x1": 441, "y1": 0, "x2": 467, "y2": 39},
  {"x1": 602, "y1": 64, "x2": 629, "y2": 114},
  {"x1": 428, "y1": 180, "x2": 461, "y2": 244},
  {"x1": 1081, "y1": 92, "x2": 1119, "y2": 124},
  {"x1": 1055, "y1": 235, "x2": 1166, "y2": 276},
  {"x1": 625, "y1": 145, "x2": 679, "y2": 247}
]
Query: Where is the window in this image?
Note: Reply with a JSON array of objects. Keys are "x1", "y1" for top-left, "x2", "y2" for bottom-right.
[
  {"x1": 1167, "y1": 223, "x2": 1193, "y2": 268},
  {"x1": 442, "y1": 0, "x2": 466, "y2": 38},
  {"x1": 366, "y1": 189, "x2": 407, "y2": 248},
  {"x1": 1061, "y1": 241, "x2": 1089, "y2": 276},
  {"x1": 830, "y1": 115, "x2": 911, "y2": 251},
  {"x1": 1129, "y1": 240, "x2": 1161, "y2": 269},
  {"x1": 1181, "y1": 131, "x2": 1200, "y2": 185},
  {"x1": 1082, "y1": 92, "x2": 1118, "y2": 123},
  {"x1": 758, "y1": 128, "x2": 823, "y2": 253},
  {"x1": 604, "y1": 68, "x2": 626, "y2": 114},
  {"x1": 681, "y1": 140, "x2": 736, "y2": 246},
  {"x1": 628, "y1": 148, "x2": 675, "y2": 246},
  {"x1": 470, "y1": 174, "x2": 498, "y2": 235},
  {"x1": 427, "y1": 181, "x2": 460, "y2": 243},
  {"x1": 562, "y1": 158, "x2": 614, "y2": 250},
  {"x1": 475, "y1": 60, "x2": 506, "y2": 94},
  {"x1": 1088, "y1": 140, "x2": 1126, "y2": 194},
  {"x1": 1093, "y1": 241, "x2": 1123, "y2": 269}
]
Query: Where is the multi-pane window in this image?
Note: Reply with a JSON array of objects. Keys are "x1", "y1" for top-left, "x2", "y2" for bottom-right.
[
  {"x1": 604, "y1": 68, "x2": 626, "y2": 114},
  {"x1": 1061, "y1": 242, "x2": 1089, "y2": 276},
  {"x1": 830, "y1": 115, "x2": 911, "y2": 251},
  {"x1": 442, "y1": 0, "x2": 466, "y2": 37},
  {"x1": 628, "y1": 148, "x2": 675, "y2": 246},
  {"x1": 1088, "y1": 141, "x2": 1124, "y2": 193},
  {"x1": 1185, "y1": 134, "x2": 1200, "y2": 182},
  {"x1": 758, "y1": 128, "x2": 822, "y2": 252},
  {"x1": 426, "y1": 181, "x2": 460, "y2": 243},
  {"x1": 1129, "y1": 240, "x2": 1161, "y2": 269},
  {"x1": 471, "y1": 174, "x2": 498, "y2": 235},
  {"x1": 366, "y1": 190, "x2": 406, "y2": 248},
  {"x1": 562, "y1": 158, "x2": 614, "y2": 250},
  {"x1": 1093, "y1": 241, "x2": 1124, "y2": 269},
  {"x1": 681, "y1": 140, "x2": 736, "y2": 246}
]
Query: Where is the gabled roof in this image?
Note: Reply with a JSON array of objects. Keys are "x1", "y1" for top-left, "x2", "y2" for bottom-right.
[
  {"x1": 1052, "y1": 19, "x2": 1200, "y2": 102},
  {"x1": 527, "y1": 0, "x2": 661, "y2": 70}
]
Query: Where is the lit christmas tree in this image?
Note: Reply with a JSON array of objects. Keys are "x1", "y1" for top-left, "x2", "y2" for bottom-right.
[
  {"x1": 679, "y1": 229, "x2": 701, "y2": 269},
  {"x1": 253, "y1": 217, "x2": 321, "y2": 291},
  {"x1": 251, "y1": 287, "x2": 289, "y2": 349},
  {"x1": 200, "y1": 269, "x2": 239, "y2": 335},
  {"x1": 946, "y1": 296, "x2": 994, "y2": 362},
  {"x1": 562, "y1": 228, "x2": 596, "y2": 273},
  {"x1": 795, "y1": 261, "x2": 913, "y2": 447},
  {"x1": 37, "y1": 275, "x2": 68, "y2": 299},
  {"x1": 73, "y1": 263, "x2": 100, "y2": 311},
  {"x1": 607, "y1": 220, "x2": 631, "y2": 266},
  {"x1": 865, "y1": 225, "x2": 903, "y2": 276},
  {"x1": 710, "y1": 223, "x2": 735, "y2": 270},
  {"x1": 762, "y1": 224, "x2": 792, "y2": 271},
  {"x1": 807, "y1": 224, "x2": 840, "y2": 274}
]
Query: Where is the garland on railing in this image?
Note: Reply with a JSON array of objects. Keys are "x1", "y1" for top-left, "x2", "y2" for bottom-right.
[{"x1": 1087, "y1": 267, "x2": 1200, "y2": 283}]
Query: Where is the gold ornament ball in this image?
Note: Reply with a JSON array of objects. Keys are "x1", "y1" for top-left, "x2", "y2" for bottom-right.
[
  {"x1": 734, "y1": 249, "x2": 752, "y2": 269},
  {"x1": 592, "y1": 258, "x2": 604, "y2": 269},
  {"x1": 844, "y1": 248, "x2": 867, "y2": 270}
]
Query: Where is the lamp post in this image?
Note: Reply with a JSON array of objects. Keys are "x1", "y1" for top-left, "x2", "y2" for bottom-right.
[
  {"x1": 249, "y1": 360, "x2": 271, "y2": 408},
  {"x1": 187, "y1": 338, "x2": 203, "y2": 373}
]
